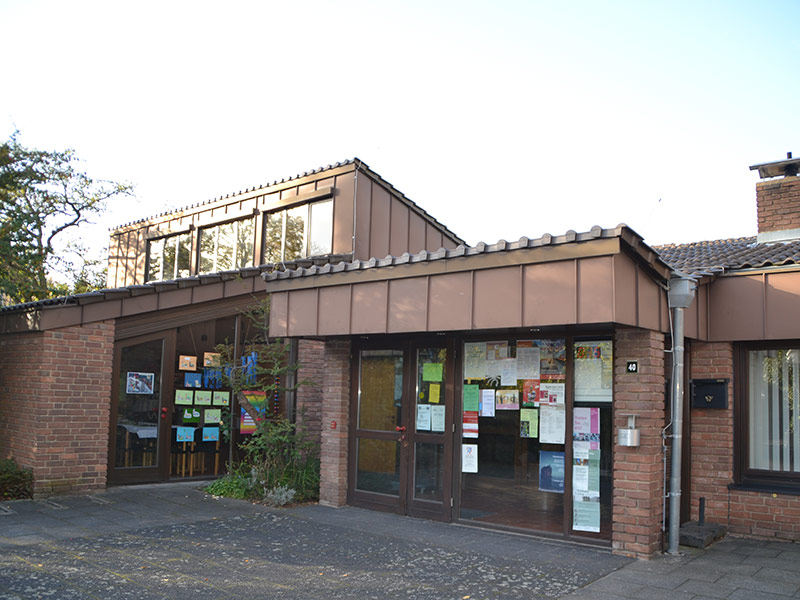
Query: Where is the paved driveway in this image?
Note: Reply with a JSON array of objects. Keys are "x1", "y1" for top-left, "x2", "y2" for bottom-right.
[{"x1": 0, "y1": 482, "x2": 628, "y2": 599}]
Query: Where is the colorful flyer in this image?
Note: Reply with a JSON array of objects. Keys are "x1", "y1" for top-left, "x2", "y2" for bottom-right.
[
  {"x1": 495, "y1": 389, "x2": 519, "y2": 410},
  {"x1": 539, "y1": 450, "x2": 565, "y2": 493},
  {"x1": 194, "y1": 390, "x2": 212, "y2": 406},
  {"x1": 182, "y1": 407, "x2": 200, "y2": 423},
  {"x1": 462, "y1": 444, "x2": 478, "y2": 473},
  {"x1": 126, "y1": 372, "x2": 155, "y2": 395},
  {"x1": 422, "y1": 362, "x2": 443, "y2": 382},
  {"x1": 479, "y1": 389, "x2": 496, "y2": 417},
  {"x1": 539, "y1": 382, "x2": 565, "y2": 405},
  {"x1": 462, "y1": 411, "x2": 479, "y2": 438},
  {"x1": 573, "y1": 407, "x2": 600, "y2": 446},
  {"x1": 175, "y1": 389, "x2": 194, "y2": 405},
  {"x1": 486, "y1": 341, "x2": 508, "y2": 360},
  {"x1": 431, "y1": 405, "x2": 446, "y2": 432},
  {"x1": 178, "y1": 355, "x2": 197, "y2": 371},
  {"x1": 204, "y1": 368, "x2": 224, "y2": 389},
  {"x1": 202, "y1": 427, "x2": 220, "y2": 442},
  {"x1": 520, "y1": 408, "x2": 538, "y2": 438},
  {"x1": 212, "y1": 391, "x2": 230, "y2": 406},
  {"x1": 463, "y1": 384, "x2": 480, "y2": 411},
  {"x1": 240, "y1": 391, "x2": 267, "y2": 434},
  {"x1": 184, "y1": 373, "x2": 202, "y2": 388},
  {"x1": 176, "y1": 426, "x2": 195, "y2": 442},
  {"x1": 429, "y1": 383, "x2": 441, "y2": 404},
  {"x1": 204, "y1": 409, "x2": 222, "y2": 424},
  {"x1": 522, "y1": 379, "x2": 540, "y2": 407},
  {"x1": 203, "y1": 352, "x2": 221, "y2": 367},
  {"x1": 537, "y1": 339, "x2": 566, "y2": 380},
  {"x1": 515, "y1": 342, "x2": 541, "y2": 380}
]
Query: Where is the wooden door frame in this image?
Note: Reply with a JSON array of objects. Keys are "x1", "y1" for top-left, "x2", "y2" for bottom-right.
[{"x1": 108, "y1": 329, "x2": 176, "y2": 485}]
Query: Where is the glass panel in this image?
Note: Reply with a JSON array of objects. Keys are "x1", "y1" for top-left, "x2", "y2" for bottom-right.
[
  {"x1": 308, "y1": 200, "x2": 333, "y2": 256},
  {"x1": 176, "y1": 233, "x2": 192, "y2": 278},
  {"x1": 163, "y1": 236, "x2": 177, "y2": 279},
  {"x1": 460, "y1": 338, "x2": 567, "y2": 534},
  {"x1": 235, "y1": 217, "x2": 255, "y2": 268},
  {"x1": 358, "y1": 350, "x2": 403, "y2": 431},
  {"x1": 198, "y1": 228, "x2": 216, "y2": 273},
  {"x1": 356, "y1": 438, "x2": 400, "y2": 495},
  {"x1": 115, "y1": 339, "x2": 163, "y2": 468},
  {"x1": 749, "y1": 349, "x2": 800, "y2": 473},
  {"x1": 415, "y1": 348, "x2": 446, "y2": 434},
  {"x1": 574, "y1": 341, "x2": 613, "y2": 403},
  {"x1": 263, "y1": 211, "x2": 284, "y2": 264},
  {"x1": 216, "y1": 222, "x2": 235, "y2": 271},
  {"x1": 147, "y1": 239, "x2": 163, "y2": 281},
  {"x1": 284, "y1": 205, "x2": 307, "y2": 261},
  {"x1": 414, "y1": 442, "x2": 444, "y2": 501}
]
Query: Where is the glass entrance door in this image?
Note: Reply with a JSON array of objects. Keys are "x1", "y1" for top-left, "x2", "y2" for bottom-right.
[
  {"x1": 349, "y1": 342, "x2": 453, "y2": 520},
  {"x1": 108, "y1": 331, "x2": 175, "y2": 484}
]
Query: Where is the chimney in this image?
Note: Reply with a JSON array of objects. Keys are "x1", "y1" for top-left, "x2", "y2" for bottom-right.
[{"x1": 750, "y1": 152, "x2": 800, "y2": 243}]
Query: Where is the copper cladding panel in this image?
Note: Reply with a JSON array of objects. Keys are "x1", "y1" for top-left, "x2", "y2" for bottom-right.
[
  {"x1": 408, "y1": 213, "x2": 427, "y2": 255},
  {"x1": 709, "y1": 275, "x2": 764, "y2": 340},
  {"x1": 351, "y1": 281, "x2": 389, "y2": 334},
  {"x1": 332, "y1": 173, "x2": 355, "y2": 256},
  {"x1": 38, "y1": 305, "x2": 83, "y2": 330},
  {"x1": 318, "y1": 286, "x2": 351, "y2": 335},
  {"x1": 370, "y1": 185, "x2": 391, "y2": 259},
  {"x1": 288, "y1": 289, "x2": 318, "y2": 337},
  {"x1": 637, "y1": 274, "x2": 662, "y2": 331},
  {"x1": 224, "y1": 277, "x2": 256, "y2": 298},
  {"x1": 577, "y1": 256, "x2": 614, "y2": 323},
  {"x1": 354, "y1": 176, "x2": 372, "y2": 261},
  {"x1": 523, "y1": 261, "x2": 576, "y2": 326},
  {"x1": 389, "y1": 199, "x2": 410, "y2": 258},
  {"x1": 269, "y1": 292, "x2": 289, "y2": 337},
  {"x1": 426, "y1": 223, "x2": 443, "y2": 251},
  {"x1": 107, "y1": 234, "x2": 120, "y2": 288},
  {"x1": 193, "y1": 283, "x2": 225, "y2": 304},
  {"x1": 82, "y1": 300, "x2": 122, "y2": 323},
  {"x1": 121, "y1": 294, "x2": 158, "y2": 316},
  {"x1": 387, "y1": 278, "x2": 427, "y2": 333},
  {"x1": 473, "y1": 267, "x2": 522, "y2": 329},
  {"x1": 613, "y1": 255, "x2": 637, "y2": 326},
  {"x1": 428, "y1": 272, "x2": 472, "y2": 331},
  {"x1": 765, "y1": 271, "x2": 800, "y2": 339}
]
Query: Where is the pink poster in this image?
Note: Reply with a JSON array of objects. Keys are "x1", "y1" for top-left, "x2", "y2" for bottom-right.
[{"x1": 573, "y1": 407, "x2": 600, "y2": 449}]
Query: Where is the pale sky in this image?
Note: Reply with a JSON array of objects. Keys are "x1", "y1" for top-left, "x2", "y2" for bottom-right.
[{"x1": 2, "y1": 0, "x2": 799, "y2": 266}]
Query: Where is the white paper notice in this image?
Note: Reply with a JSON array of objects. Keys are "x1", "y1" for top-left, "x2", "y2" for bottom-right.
[
  {"x1": 540, "y1": 382, "x2": 565, "y2": 405},
  {"x1": 500, "y1": 358, "x2": 518, "y2": 386},
  {"x1": 462, "y1": 444, "x2": 478, "y2": 473},
  {"x1": 480, "y1": 389, "x2": 496, "y2": 417},
  {"x1": 416, "y1": 404, "x2": 431, "y2": 431},
  {"x1": 464, "y1": 342, "x2": 487, "y2": 379},
  {"x1": 430, "y1": 405, "x2": 445, "y2": 432},
  {"x1": 486, "y1": 359, "x2": 502, "y2": 381},
  {"x1": 516, "y1": 346, "x2": 541, "y2": 379},
  {"x1": 539, "y1": 404, "x2": 566, "y2": 444}
]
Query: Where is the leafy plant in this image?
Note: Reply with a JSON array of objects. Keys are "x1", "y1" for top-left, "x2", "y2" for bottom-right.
[{"x1": 0, "y1": 458, "x2": 33, "y2": 500}]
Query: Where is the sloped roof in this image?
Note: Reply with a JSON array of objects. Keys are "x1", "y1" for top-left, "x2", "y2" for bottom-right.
[{"x1": 655, "y1": 236, "x2": 800, "y2": 276}]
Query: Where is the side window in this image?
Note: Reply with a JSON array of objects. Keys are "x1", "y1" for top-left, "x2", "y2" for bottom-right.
[
  {"x1": 198, "y1": 217, "x2": 255, "y2": 274},
  {"x1": 147, "y1": 232, "x2": 191, "y2": 281},
  {"x1": 261, "y1": 199, "x2": 333, "y2": 264}
]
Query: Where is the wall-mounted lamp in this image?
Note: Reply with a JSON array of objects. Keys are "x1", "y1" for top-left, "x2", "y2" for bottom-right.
[{"x1": 618, "y1": 414, "x2": 640, "y2": 447}]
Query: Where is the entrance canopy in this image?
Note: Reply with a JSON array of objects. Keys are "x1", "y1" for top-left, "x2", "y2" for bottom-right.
[{"x1": 264, "y1": 225, "x2": 673, "y2": 337}]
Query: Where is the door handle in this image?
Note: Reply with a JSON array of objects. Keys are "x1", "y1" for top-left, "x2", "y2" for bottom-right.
[{"x1": 395, "y1": 426, "x2": 406, "y2": 432}]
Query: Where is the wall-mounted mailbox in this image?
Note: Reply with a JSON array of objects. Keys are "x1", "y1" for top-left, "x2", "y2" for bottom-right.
[
  {"x1": 618, "y1": 414, "x2": 640, "y2": 447},
  {"x1": 691, "y1": 379, "x2": 728, "y2": 409}
]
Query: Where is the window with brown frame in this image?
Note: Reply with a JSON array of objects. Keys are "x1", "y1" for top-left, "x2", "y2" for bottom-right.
[{"x1": 737, "y1": 344, "x2": 800, "y2": 490}]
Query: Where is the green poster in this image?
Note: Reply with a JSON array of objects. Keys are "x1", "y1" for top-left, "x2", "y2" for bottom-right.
[
  {"x1": 175, "y1": 390, "x2": 194, "y2": 405},
  {"x1": 588, "y1": 449, "x2": 601, "y2": 492},
  {"x1": 194, "y1": 390, "x2": 212, "y2": 406},
  {"x1": 520, "y1": 408, "x2": 538, "y2": 438},
  {"x1": 463, "y1": 384, "x2": 480, "y2": 411},
  {"x1": 423, "y1": 362, "x2": 443, "y2": 382},
  {"x1": 204, "y1": 409, "x2": 222, "y2": 424}
]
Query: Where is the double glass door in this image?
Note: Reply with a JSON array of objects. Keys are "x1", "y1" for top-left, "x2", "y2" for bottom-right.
[{"x1": 349, "y1": 341, "x2": 454, "y2": 520}]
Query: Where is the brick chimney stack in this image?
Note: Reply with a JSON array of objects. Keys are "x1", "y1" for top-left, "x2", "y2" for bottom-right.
[{"x1": 750, "y1": 153, "x2": 800, "y2": 243}]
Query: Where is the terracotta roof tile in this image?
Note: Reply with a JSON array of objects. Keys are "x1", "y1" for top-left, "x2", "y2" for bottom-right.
[{"x1": 655, "y1": 236, "x2": 800, "y2": 275}]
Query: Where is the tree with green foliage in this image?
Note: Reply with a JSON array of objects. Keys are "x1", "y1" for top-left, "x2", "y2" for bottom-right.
[{"x1": 0, "y1": 132, "x2": 132, "y2": 305}]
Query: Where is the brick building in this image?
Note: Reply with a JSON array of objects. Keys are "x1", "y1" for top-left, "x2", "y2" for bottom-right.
[{"x1": 2, "y1": 154, "x2": 800, "y2": 558}]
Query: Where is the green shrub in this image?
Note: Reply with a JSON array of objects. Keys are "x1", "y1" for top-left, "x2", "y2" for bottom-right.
[{"x1": 0, "y1": 458, "x2": 33, "y2": 500}]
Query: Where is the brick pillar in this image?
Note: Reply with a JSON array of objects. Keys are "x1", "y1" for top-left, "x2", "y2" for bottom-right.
[
  {"x1": 612, "y1": 327, "x2": 666, "y2": 558},
  {"x1": 319, "y1": 338, "x2": 351, "y2": 507},
  {"x1": 296, "y1": 339, "x2": 325, "y2": 448}
]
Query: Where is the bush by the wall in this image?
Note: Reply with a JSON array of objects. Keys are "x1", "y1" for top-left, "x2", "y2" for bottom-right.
[{"x1": 0, "y1": 458, "x2": 33, "y2": 500}]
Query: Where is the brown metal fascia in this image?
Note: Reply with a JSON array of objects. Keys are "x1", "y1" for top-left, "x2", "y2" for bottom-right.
[
  {"x1": 111, "y1": 165, "x2": 355, "y2": 235},
  {"x1": 715, "y1": 264, "x2": 800, "y2": 278},
  {"x1": 264, "y1": 237, "x2": 622, "y2": 293},
  {"x1": 617, "y1": 235, "x2": 672, "y2": 284}
]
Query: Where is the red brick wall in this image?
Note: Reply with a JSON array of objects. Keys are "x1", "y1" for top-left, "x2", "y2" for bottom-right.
[
  {"x1": 0, "y1": 321, "x2": 115, "y2": 497},
  {"x1": 757, "y1": 175, "x2": 800, "y2": 233},
  {"x1": 318, "y1": 339, "x2": 351, "y2": 507},
  {"x1": 612, "y1": 328, "x2": 666, "y2": 558},
  {"x1": 689, "y1": 341, "x2": 800, "y2": 541},
  {"x1": 296, "y1": 339, "x2": 324, "y2": 447}
]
